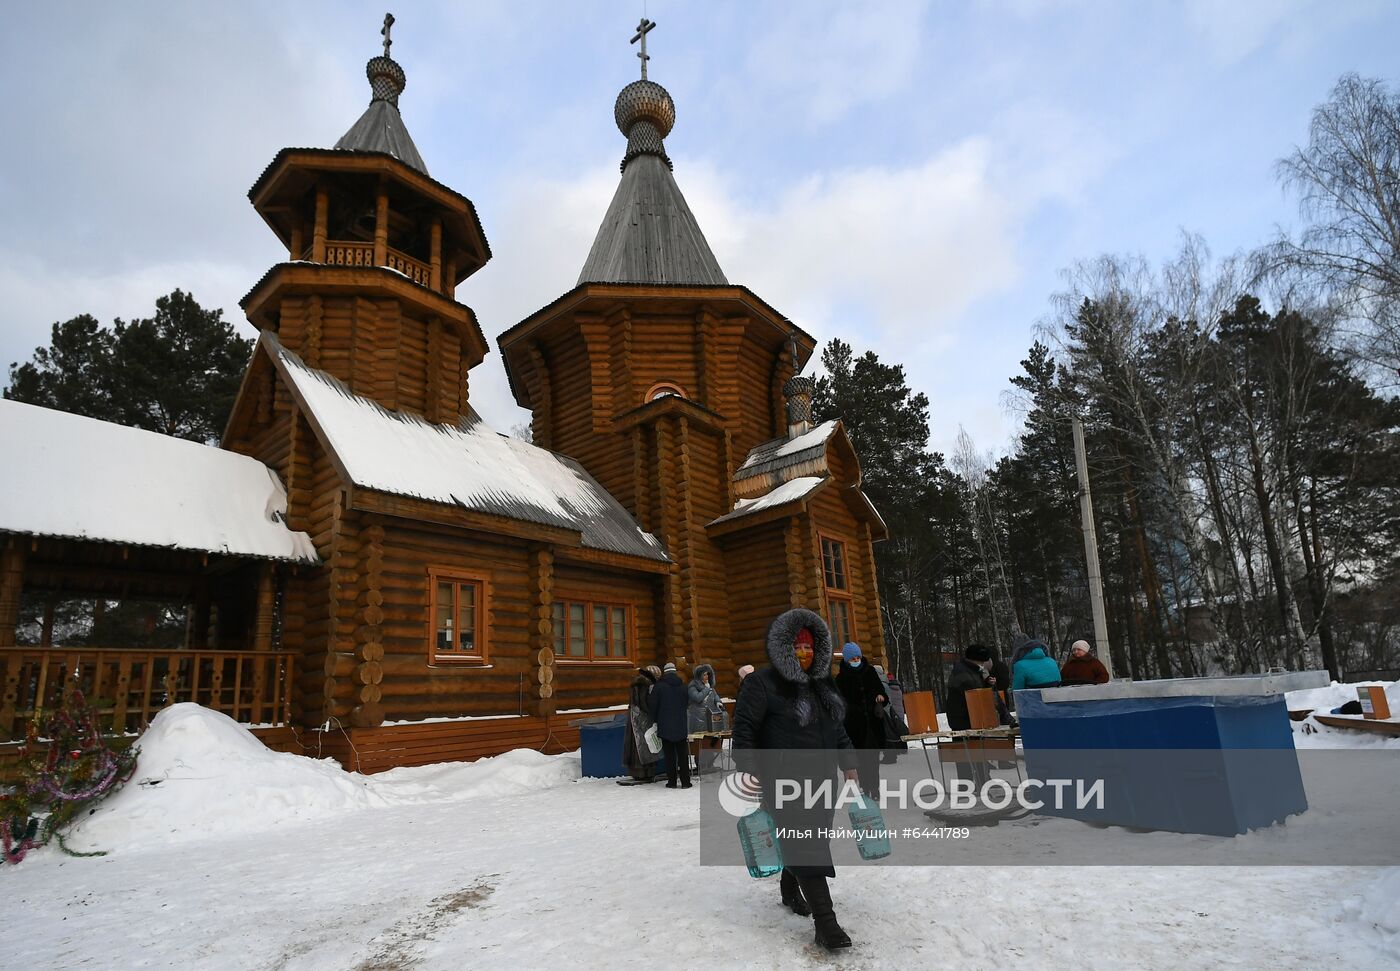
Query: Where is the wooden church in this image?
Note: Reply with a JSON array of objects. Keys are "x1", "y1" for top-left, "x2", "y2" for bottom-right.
[{"x1": 0, "y1": 19, "x2": 886, "y2": 770}]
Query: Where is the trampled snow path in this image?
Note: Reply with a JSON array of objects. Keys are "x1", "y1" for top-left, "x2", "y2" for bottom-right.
[{"x1": 4, "y1": 706, "x2": 1398, "y2": 970}]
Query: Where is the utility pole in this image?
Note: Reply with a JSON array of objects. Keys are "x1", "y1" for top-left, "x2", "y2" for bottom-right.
[{"x1": 1072, "y1": 415, "x2": 1114, "y2": 678}]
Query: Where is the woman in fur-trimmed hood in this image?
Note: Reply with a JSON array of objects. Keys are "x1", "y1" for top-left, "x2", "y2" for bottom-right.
[
  {"x1": 687, "y1": 663, "x2": 728, "y2": 733},
  {"x1": 733, "y1": 607, "x2": 859, "y2": 952}
]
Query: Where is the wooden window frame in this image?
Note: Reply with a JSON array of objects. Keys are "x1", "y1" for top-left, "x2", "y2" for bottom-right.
[
  {"x1": 552, "y1": 594, "x2": 636, "y2": 665},
  {"x1": 644, "y1": 381, "x2": 688, "y2": 402},
  {"x1": 427, "y1": 567, "x2": 490, "y2": 666},
  {"x1": 818, "y1": 534, "x2": 857, "y2": 645}
]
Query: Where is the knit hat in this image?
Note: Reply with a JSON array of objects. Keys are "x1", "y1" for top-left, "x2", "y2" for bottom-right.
[
  {"x1": 663, "y1": 662, "x2": 677, "y2": 673},
  {"x1": 794, "y1": 628, "x2": 815, "y2": 650},
  {"x1": 842, "y1": 642, "x2": 862, "y2": 662},
  {"x1": 645, "y1": 664, "x2": 662, "y2": 680},
  {"x1": 965, "y1": 644, "x2": 992, "y2": 662},
  {"x1": 1071, "y1": 639, "x2": 1091, "y2": 656}
]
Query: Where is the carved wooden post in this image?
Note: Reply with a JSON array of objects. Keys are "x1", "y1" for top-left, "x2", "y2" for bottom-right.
[
  {"x1": 527, "y1": 545, "x2": 556, "y2": 717},
  {"x1": 253, "y1": 563, "x2": 275, "y2": 652},
  {"x1": 189, "y1": 579, "x2": 210, "y2": 649},
  {"x1": 443, "y1": 255, "x2": 456, "y2": 300},
  {"x1": 350, "y1": 521, "x2": 386, "y2": 728},
  {"x1": 0, "y1": 542, "x2": 24, "y2": 737},
  {"x1": 312, "y1": 188, "x2": 329, "y2": 262},
  {"x1": 0, "y1": 543, "x2": 25, "y2": 648},
  {"x1": 40, "y1": 598, "x2": 55, "y2": 647},
  {"x1": 859, "y1": 522, "x2": 888, "y2": 663},
  {"x1": 373, "y1": 183, "x2": 389, "y2": 268},
  {"x1": 429, "y1": 217, "x2": 443, "y2": 292},
  {"x1": 289, "y1": 223, "x2": 304, "y2": 261},
  {"x1": 784, "y1": 516, "x2": 806, "y2": 609}
]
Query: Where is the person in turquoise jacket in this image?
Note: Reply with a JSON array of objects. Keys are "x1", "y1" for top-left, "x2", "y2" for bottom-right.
[{"x1": 1011, "y1": 640, "x2": 1062, "y2": 691}]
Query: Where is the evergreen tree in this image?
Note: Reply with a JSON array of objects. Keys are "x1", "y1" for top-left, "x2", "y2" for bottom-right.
[{"x1": 4, "y1": 290, "x2": 253, "y2": 444}]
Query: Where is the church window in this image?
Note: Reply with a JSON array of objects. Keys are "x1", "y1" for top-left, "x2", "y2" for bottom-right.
[
  {"x1": 645, "y1": 382, "x2": 687, "y2": 402},
  {"x1": 553, "y1": 599, "x2": 632, "y2": 660},
  {"x1": 820, "y1": 535, "x2": 856, "y2": 646},
  {"x1": 821, "y1": 537, "x2": 848, "y2": 591},
  {"x1": 429, "y1": 569, "x2": 489, "y2": 664}
]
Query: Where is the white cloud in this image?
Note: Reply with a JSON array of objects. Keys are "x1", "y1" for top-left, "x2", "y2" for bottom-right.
[
  {"x1": 0, "y1": 256, "x2": 261, "y2": 383},
  {"x1": 741, "y1": 1, "x2": 927, "y2": 125},
  {"x1": 456, "y1": 124, "x2": 1096, "y2": 454}
]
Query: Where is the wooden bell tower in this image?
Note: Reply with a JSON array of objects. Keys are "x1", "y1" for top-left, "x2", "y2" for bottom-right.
[{"x1": 240, "y1": 15, "x2": 492, "y2": 424}]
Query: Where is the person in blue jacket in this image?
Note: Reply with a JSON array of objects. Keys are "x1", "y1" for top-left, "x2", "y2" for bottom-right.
[{"x1": 1011, "y1": 640, "x2": 1062, "y2": 691}]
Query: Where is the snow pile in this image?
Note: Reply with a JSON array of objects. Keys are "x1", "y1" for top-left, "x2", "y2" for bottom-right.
[
  {"x1": 65, "y1": 706, "x2": 585, "y2": 853},
  {"x1": 372, "y1": 748, "x2": 581, "y2": 805},
  {"x1": 1343, "y1": 869, "x2": 1400, "y2": 958},
  {"x1": 68, "y1": 705, "x2": 382, "y2": 851}
]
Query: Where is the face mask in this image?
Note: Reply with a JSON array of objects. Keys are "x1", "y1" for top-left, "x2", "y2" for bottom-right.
[{"x1": 849, "y1": 658, "x2": 861, "y2": 667}]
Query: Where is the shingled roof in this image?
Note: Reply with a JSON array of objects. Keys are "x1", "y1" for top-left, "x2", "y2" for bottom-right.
[
  {"x1": 576, "y1": 72, "x2": 726, "y2": 286},
  {"x1": 577, "y1": 153, "x2": 727, "y2": 286},
  {"x1": 333, "y1": 47, "x2": 428, "y2": 174}
]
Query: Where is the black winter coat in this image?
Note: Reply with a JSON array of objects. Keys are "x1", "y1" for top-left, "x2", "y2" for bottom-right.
[
  {"x1": 733, "y1": 665, "x2": 857, "y2": 877},
  {"x1": 836, "y1": 660, "x2": 887, "y2": 749},
  {"x1": 648, "y1": 672, "x2": 690, "y2": 742},
  {"x1": 733, "y1": 667, "x2": 856, "y2": 755},
  {"x1": 944, "y1": 659, "x2": 989, "y2": 731}
]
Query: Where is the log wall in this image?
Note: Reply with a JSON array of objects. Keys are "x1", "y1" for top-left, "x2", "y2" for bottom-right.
[{"x1": 274, "y1": 294, "x2": 466, "y2": 425}]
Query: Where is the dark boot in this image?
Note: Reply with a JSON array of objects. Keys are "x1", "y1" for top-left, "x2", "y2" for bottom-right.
[
  {"x1": 797, "y1": 875, "x2": 851, "y2": 950},
  {"x1": 779, "y1": 869, "x2": 810, "y2": 916}
]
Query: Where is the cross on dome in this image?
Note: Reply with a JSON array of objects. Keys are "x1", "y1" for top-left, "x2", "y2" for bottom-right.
[{"x1": 631, "y1": 18, "x2": 655, "y2": 79}]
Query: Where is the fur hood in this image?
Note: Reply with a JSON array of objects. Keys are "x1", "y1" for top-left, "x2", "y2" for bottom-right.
[
  {"x1": 690, "y1": 663, "x2": 716, "y2": 687},
  {"x1": 765, "y1": 607, "x2": 846, "y2": 727}
]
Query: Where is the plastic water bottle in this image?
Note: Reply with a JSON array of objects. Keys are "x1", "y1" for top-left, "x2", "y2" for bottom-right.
[
  {"x1": 849, "y1": 794, "x2": 891, "y2": 860},
  {"x1": 737, "y1": 808, "x2": 784, "y2": 878}
]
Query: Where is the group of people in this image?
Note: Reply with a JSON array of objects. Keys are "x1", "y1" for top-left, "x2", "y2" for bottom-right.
[
  {"x1": 946, "y1": 635, "x2": 1112, "y2": 730},
  {"x1": 622, "y1": 660, "x2": 731, "y2": 789},
  {"x1": 617, "y1": 610, "x2": 907, "y2": 951},
  {"x1": 616, "y1": 622, "x2": 1115, "y2": 953}
]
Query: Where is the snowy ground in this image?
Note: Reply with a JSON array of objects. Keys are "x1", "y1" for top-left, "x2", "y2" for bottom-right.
[{"x1": 5, "y1": 698, "x2": 1399, "y2": 970}]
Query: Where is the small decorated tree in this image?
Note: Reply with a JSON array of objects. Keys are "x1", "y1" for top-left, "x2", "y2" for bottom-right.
[{"x1": 1, "y1": 683, "x2": 139, "y2": 864}]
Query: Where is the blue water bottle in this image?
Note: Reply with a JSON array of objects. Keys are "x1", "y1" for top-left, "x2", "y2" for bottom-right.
[
  {"x1": 849, "y1": 794, "x2": 892, "y2": 860},
  {"x1": 737, "y1": 808, "x2": 784, "y2": 877}
]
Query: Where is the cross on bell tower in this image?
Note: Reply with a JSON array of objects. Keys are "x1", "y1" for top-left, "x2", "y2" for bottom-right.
[
  {"x1": 631, "y1": 18, "x2": 655, "y2": 79},
  {"x1": 381, "y1": 12, "x2": 395, "y2": 57}
]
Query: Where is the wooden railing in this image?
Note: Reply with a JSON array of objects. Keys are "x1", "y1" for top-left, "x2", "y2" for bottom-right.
[
  {"x1": 323, "y1": 240, "x2": 374, "y2": 268},
  {"x1": 304, "y1": 241, "x2": 433, "y2": 288},
  {"x1": 0, "y1": 648, "x2": 295, "y2": 740}
]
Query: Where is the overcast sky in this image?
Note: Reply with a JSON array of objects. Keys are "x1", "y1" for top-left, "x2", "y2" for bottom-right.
[{"x1": 3, "y1": 0, "x2": 1396, "y2": 457}]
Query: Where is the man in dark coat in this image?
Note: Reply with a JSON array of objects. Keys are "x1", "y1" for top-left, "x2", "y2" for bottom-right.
[
  {"x1": 835, "y1": 641, "x2": 886, "y2": 797},
  {"x1": 648, "y1": 661, "x2": 691, "y2": 788},
  {"x1": 944, "y1": 644, "x2": 994, "y2": 788},
  {"x1": 733, "y1": 608, "x2": 858, "y2": 952},
  {"x1": 944, "y1": 644, "x2": 992, "y2": 732}
]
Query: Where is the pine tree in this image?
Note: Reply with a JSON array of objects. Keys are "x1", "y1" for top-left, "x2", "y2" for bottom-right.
[{"x1": 4, "y1": 290, "x2": 253, "y2": 444}]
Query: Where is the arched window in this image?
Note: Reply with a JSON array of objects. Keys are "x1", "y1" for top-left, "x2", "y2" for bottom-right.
[{"x1": 645, "y1": 382, "x2": 688, "y2": 402}]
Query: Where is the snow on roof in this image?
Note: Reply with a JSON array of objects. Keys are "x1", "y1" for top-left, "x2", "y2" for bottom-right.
[
  {"x1": 735, "y1": 420, "x2": 839, "y2": 481},
  {"x1": 708, "y1": 476, "x2": 827, "y2": 527},
  {"x1": 0, "y1": 399, "x2": 317, "y2": 562},
  {"x1": 269, "y1": 336, "x2": 667, "y2": 562}
]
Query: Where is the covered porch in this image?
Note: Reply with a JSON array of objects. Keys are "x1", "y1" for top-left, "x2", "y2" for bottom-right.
[
  {"x1": 0, "y1": 534, "x2": 298, "y2": 740},
  {"x1": 0, "y1": 398, "x2": 319, "y2": 744}
]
